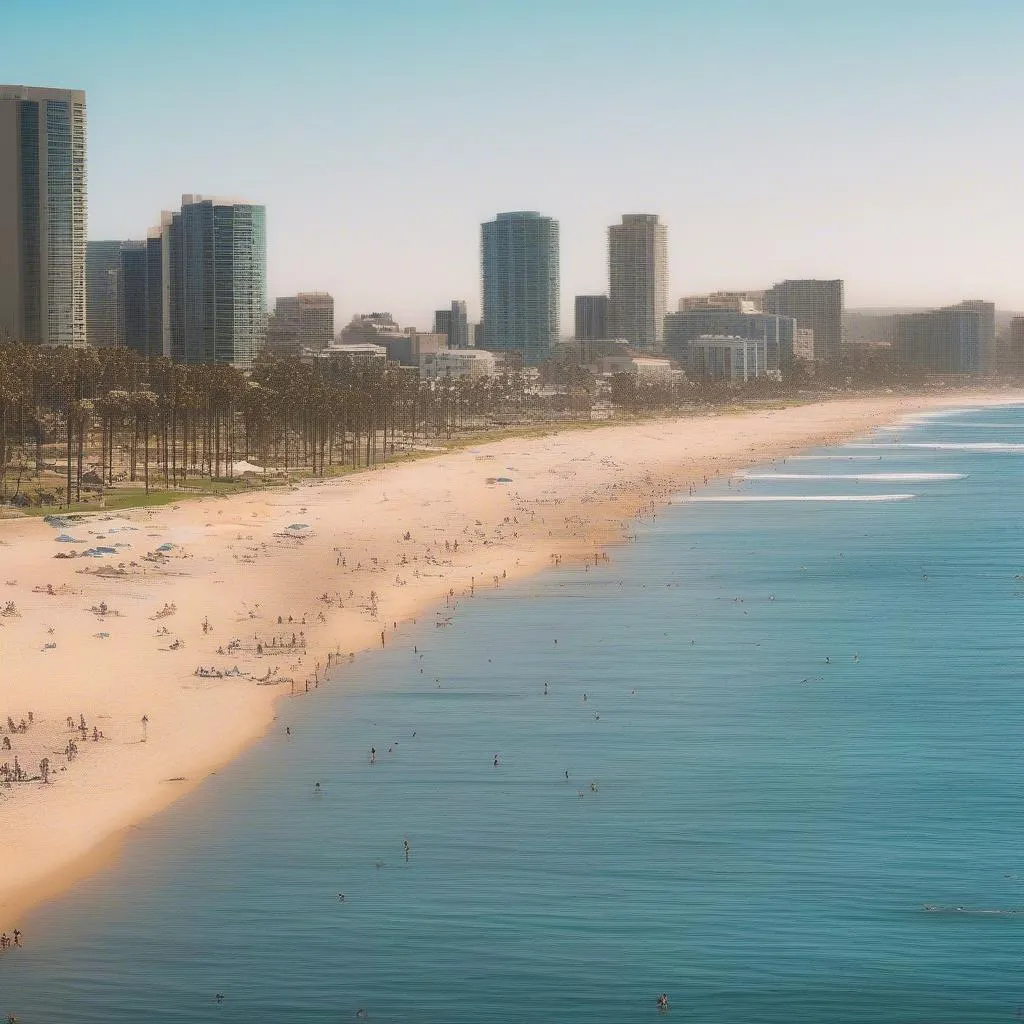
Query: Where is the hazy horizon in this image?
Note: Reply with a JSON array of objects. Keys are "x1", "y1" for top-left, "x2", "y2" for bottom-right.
[{"x1": 4, "y1": 0, "x2": 1023, "y2": 330}]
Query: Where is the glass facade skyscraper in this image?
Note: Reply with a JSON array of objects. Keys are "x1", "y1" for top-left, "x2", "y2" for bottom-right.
[
  {"x1": 481, "y1": 211, "x2": 559, "y2": 366},
  {"x1": 0, "y1": 85, "x2": 87, "y2": 346},
  {"x1": 574, "y1": 295, "x2": 608, "y2": 341},
  {"x1": 434, "y1": 300, "x2": 469, "y2": 349},
  {"x1": 86, "y1": 239, "x2": 121, "y2": 348},
  {"x1": 168, "y1": 195, "x2": 267, "y2": 367}
]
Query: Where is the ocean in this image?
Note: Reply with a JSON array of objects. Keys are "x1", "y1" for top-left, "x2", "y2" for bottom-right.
[{"x1": 3, "y1": 403, "x2": 1023, "y2": 1023}]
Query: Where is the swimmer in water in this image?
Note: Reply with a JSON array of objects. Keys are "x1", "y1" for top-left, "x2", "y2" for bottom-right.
[
  {"x1": 370, "y1": 747, "x2": 376, "y2": 764},
  {"x1": 314, "y1": 782, "x2": 321, "y2": 794},
  {"x1": 493, "y1": 754, "x2": 499, "y2": 767}
]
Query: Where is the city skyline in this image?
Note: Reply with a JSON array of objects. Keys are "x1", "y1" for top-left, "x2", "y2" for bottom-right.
[{"x1": 4, "y1": 0, "x2": 1024, "y2": 330}]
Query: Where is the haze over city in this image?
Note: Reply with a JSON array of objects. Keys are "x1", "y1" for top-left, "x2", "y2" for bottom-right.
[{"x1": 4, "y1": 0, "x2": 1024, "y2": 327}]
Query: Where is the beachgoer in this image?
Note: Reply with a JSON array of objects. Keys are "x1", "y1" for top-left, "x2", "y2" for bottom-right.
[
  {"x1": 493, "y1": 754, "x2": 499, "y2": 767},
  {"x1": 314, "y1": 782, "x2": 321, "y2": 794}
]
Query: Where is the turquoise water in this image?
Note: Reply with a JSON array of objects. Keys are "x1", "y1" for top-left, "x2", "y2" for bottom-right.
[{"x1": 4, "y1": 404, "x2": 1024, "y2": 1022}]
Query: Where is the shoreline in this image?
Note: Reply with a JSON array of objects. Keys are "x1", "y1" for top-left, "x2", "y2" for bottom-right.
[{"x1": 1, "y1": 390, "x2": 1020, "y2": 931}]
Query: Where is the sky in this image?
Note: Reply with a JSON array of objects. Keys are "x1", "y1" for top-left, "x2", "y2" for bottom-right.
[{"x1": 4, "y1": 0, "x2": 1024, "y2": 329}]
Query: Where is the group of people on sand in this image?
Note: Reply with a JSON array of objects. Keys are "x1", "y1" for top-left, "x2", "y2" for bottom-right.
[{"x1": 0, "y1": 930, "x2": 22, "y2": 950}]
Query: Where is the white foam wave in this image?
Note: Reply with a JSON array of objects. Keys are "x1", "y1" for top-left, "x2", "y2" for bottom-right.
[
  {"x1": 787, "y1": 455, "x2": 884, "y2": 461},
  {"x1": 846, "y1": 442, "x2": 1024, "y2": 452},
  {"x1": 738, "y1": 472, "x2": 964, "y2": 482},
  {"x1": 902, "y1": 421, "x2": 1023, "y2": 429},
  {"x1": 678, "y1": 494, "x2": 916, "y2": 503}
]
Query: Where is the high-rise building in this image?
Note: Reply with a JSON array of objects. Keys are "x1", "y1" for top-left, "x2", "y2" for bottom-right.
[
  {"x1": 86, "y1": 240, "x2": 121, "y2": 348},
  {"x1": 764, "y1": 279, "x2": 843, "y2": 363},
  {"x1": 607, "y1": 214, "x2": 668, "y2": 353},
  {"x1": 574, "y1": 295, "x2": 608, "y2": 341},
  {"x1": 146, "y1": 214, "x2": 171, "y2": 359},
  {"x1": 168, "y1": 194, "x2": 267, "y2": 367},
  {"x1": 893, "y1": 304, "x2": 982, "y2": 374},
  {"x1": 1008, "y1": 317, "x2": 1024, "y2": 376},
  {"x1": 0, "y1": 85, "x2": 87, "y2": 346},
  {"x1": 433, "y1": 308, "x2": 451, "y2": 339},
  {"x1": 86, "y1": 238, "x2": 153, "y2": 355},
  {"x1": 270, "y1": 292, "x2": 334, "y2": 355},
  {"x1": 119, "y1": 240, "x2": 148, "y2": 356},
  {"x1": 434, "y1": 300, "x2": 469, "y2": 349},
  {"x1": 664, "y1": 309, "x2": 795, "y2": 375},
  {"x1": 481, "y1": 211, "x2": 559, "y2": 366},
  {"x1": 951, "y1": 299, "x2": 995, "y2": 373}
]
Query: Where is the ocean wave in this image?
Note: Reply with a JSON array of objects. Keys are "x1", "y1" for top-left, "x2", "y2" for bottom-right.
[
  {"x1": 737, "y1": 473, "x2": 964, "y2": 482},
  {"x1": 786, "y1": 455, "x2": 884, "y2": 461},
  {"x1": 677, "y1": 494, "x2": 916, "y2": 503},
  {"x1": 846, "y1": 443, "x2": 1024, "y2": 452}
]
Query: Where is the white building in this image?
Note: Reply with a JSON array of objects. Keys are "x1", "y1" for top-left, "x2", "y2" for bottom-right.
[
  {"x1": 304, "y1": 342, "x2": 388, "y2": 366},
  {"x1": 420, "y1": 348, "x2": 497, "y2": 379},
  {"x1": 687, "y1": 335, "x2": 767, "y2": 381},
  {"x1": 596, "y1": 354, "x2": 676, "y2": 382}
]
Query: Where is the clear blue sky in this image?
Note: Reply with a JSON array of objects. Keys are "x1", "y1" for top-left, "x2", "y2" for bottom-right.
[{"x1": 4, "y1": 0, "x2": 1023, "y2": 327}]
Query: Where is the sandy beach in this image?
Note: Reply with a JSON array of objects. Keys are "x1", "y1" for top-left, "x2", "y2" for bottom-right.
[{"x1": 0, "y1": 391, "x2": 1017, "y2": 931}]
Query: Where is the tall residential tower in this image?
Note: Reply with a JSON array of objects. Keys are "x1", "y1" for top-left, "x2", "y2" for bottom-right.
[
  {"x1": 0, "y1": 85, "x2": 87, "y2": 346},
  {"x1": 481, "y1": 211, "x2": 559, "y2": 366},
  {"x1": 168, "y1": 195, "x2": 267, "y2": 367},
  {"x1": 608, "y1": 214, "x2": 667, "y2": 353}
]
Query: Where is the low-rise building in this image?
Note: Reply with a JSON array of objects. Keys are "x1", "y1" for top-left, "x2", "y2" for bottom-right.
[
  {"x1": 302, "y1": 342, "x2": 388, "y2": 366},
  {"x1": 687, "y1": 335, "x2": 767, "y2": 381},
  {"x1": 596, "y1": 354, "x2": 676, "y2": 382},
  {"x1": 664, "y1": 310, "x2": 793, "y2": 372},
  {"x1": 421, "y1": 348, "x2": 497, "y2": 379},
  {"x1": 678, "y1": 291, "x2": 764, "y2": 313},
  {"x1": 338, "y1": 313, "x2": 446, "y2": 367}
]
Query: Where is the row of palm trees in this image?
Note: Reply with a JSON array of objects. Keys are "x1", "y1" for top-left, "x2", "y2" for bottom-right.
[
  {"x1": 0, "y1": 343, "x2": 602, "y2": 506},
  {"x1": 0, "y1": 339, "x2": 919, "y2": 508}
]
